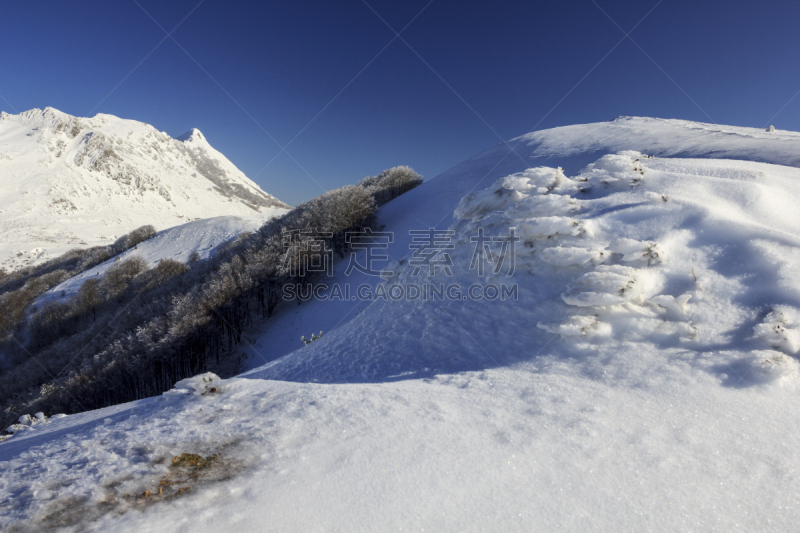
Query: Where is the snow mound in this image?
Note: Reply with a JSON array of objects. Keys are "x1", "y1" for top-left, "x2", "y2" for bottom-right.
[
  {"x1": 5, "y1": 412, "x2": 66, "y2": 435},
  {"x1": 538, "y1": 245, "x2": 605, "y2": 266},
  {"x1": 168, "y1": 372, "x2": 223, "y2": 397},
  {"x1": 536, "y1": 314, "x2": 612, "y2": 338},
  {"x1": 561, "y1": 265, "x2": 650, "y2": 307},
  {"x1": 746, "y1": 350, "x2": 800, "y2": 383},
  {"x1": 753, "y1": 307, "x2": 800, "y2": 355}
]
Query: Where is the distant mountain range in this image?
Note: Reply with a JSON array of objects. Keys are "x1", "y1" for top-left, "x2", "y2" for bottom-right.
[{"x1": 0, "y1": 107, "x2": 289, "y2": 271}]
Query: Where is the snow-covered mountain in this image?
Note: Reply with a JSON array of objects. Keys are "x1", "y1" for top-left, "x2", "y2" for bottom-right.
[
  {"x1": 0, "y1": 108, "x2": 289, "y2": 271},
  {"x1": 3, "y1": 117, "x2": 800, "y2": 532}
]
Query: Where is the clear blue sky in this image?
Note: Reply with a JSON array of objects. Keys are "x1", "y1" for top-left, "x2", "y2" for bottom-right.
[{"x1": 1, "y1": 0, "x2": 799, "y2": 206}]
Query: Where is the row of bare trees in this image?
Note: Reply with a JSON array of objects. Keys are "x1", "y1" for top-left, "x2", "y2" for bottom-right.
[
  {"x1": 0, "y1": 225, "x2": 158, "y2": 350},
  {"x1": 0, "y1": 167, "x2": 422, "y2": 428}
]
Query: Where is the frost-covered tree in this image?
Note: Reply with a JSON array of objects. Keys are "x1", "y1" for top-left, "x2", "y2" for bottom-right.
[
  {"x1": 360, "y1": 166, "x2": 423, "y2": 205},
  {"x1": 0, "y1": 269, "x2": 70, "y2": 340},
  {"x1": 0, "y1": 288, "x2": 34, "y2": 337},
  {"x1": 143, "y1": 258, "x2": 188, "y2": 290},
  {"x1": 114, "y1": 225, "x2": 157, "y2": 252},
  {"x1": 29, "y1": 301, "x2": 73, "y2": 349},
  {"x1": 101, "y1": 256, "x2": 148, "y2": 300},
  {"x1": 75, "y1": 277, "x2": 101, "y2": 321}
]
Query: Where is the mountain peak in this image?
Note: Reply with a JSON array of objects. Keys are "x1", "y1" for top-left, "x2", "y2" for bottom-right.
[
  {"x1": 176, "y1": 127, "x2": 206, "y2": 143},
  {"x1": 42, "y1": 106, "x2": 68, "y2": 116}
]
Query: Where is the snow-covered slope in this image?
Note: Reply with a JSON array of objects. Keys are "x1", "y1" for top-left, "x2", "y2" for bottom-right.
[
  {"x1": 35, "y1": 214, "x2": 273, "y2": 307},
  {"x1": 0, "y1": 108, "x2": 289, "y2": 271},
  {"x1": 2, "y1": 118, "x2": 800, "y2": 532},
  {"x1": 242, "y1": 116, "x2": 800, "y2": 369},
  {"x1": 251, "y1": 152, "x2": 800, "y2": 384}
]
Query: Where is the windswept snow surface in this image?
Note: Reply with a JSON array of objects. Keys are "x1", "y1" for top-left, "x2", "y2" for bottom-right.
[
  {"x1": 2, "y1": 118, "x2": 800, "y2": 532},
  {"x1": 243, "y1": 116, "x2": 800, "y2": 370},
  {"x1": 0, "y1": 108, "x2": 288, "y2": 271}
]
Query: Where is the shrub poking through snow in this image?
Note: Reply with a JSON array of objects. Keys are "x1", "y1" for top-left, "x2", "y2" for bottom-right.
[
  {"x1": 3, "y1": 411, "x2": 66, "y2": 438},
  {"x1": 302, "y1": 331, "x2": 323, "y2": 346},
  {"x1": 455, "y1": 151, "x2": 707, "y2": 347},
  {"x1": 537, "y1": 315, "x2": 612, "y2": 338},
  {"x1": 171, "y1": 453, "x2": 214, "y2": 469},
  {"x1": 579, "y1": 152, "x2": 648, "y2": 187},
  {"x1": 609, "y1": 238, "x2": 665, "y2": 265},
  {"x1": 561, "y1": 265, "x2": 643, "y2": 307},
  {"x1": 746, "y1": 350, "x2": 800, "y2": 383},
  {"x1": 753, "y1": 308, "x2": 800, "y2": 354},
  {"x1": 539, "y1": 246, "x2": 606, "y2": 267}
]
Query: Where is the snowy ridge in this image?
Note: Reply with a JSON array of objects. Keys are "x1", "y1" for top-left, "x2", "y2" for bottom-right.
[
  {"x1": 34, "y1": 214, "x2": 274, "y2": 307},
  {"x1": 236, "y1": 115, "x2": 800, "y2": 374},
  {"x1": 0, "y1": 108, "x2": 289, "y2": 271},
  {"x1": 2, "y1": 119, "x2": 800, "y2": 531},
  {"x1": 247, "y1": 151, "x2": 800, "y2": 386},
  {"x1": 514, "y1": 116, "x2": 800, "y2": 167}
]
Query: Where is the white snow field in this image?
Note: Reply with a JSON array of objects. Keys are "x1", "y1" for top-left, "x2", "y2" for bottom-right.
[
  {"x1": 0, "y1": 108, "x2": 288, "y2": 271},
  {"x1": 2, "y1": 117, "x2": 800, "y2": 532}
]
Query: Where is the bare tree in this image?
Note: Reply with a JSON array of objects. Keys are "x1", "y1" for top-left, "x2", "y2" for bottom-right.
[
  {"x1": 76, "y1": 278, "x2": 102, "y2": 321},
  {"x1": 101, "y1": 256, "x2": 148, "y2": 300},
  {"x1": 360, "y1": 166, "x2": 423, "y2": 205}
]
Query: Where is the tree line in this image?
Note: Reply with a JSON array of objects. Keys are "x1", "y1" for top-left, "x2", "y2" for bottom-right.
[{"x1": 0, "y1": 167, "x2": 422, "y2": 429}]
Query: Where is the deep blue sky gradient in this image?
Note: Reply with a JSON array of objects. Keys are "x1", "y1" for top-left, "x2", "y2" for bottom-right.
[{"x1": 1, "y1": 0, "x2": 799, "y2": 205}]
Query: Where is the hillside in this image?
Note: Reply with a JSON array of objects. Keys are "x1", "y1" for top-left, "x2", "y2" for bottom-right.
[
  {"x1": 242, "y1": 116, "x2": 800, "y2": 370},
  {"x1": 2, "y1": 117, "x2": 800, "y2": 532},
  {"x1": 33, "y1": 215, "x2": 272, "y2": 308},
  {"x1": 0, "y1": 108, "x2": 288, "y2": 271}
]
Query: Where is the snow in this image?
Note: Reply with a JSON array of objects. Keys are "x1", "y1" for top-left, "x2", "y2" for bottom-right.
[
  {"x1": 34, "y1": 213, "x2": 281, "y2": 306},
  {"x1": 0, "y1": 108, "x2": 288, "y2": 271},
  {"x1": 753, "y1": 307, "x2": 800, "y2": 354},
  {"x1": 2, "y1": 117, "x2": 800, "y2": 531},
  {"x1": 170, "y1": 372, "x2": 223, "y2": 397}
]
